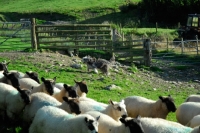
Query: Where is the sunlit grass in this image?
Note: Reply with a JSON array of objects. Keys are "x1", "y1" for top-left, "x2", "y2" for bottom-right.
[{"x1": 0, "y1": 0, "x2": 141, "y2": 13}]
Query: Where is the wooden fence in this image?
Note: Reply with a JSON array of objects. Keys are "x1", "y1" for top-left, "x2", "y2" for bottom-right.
[
  {"x1": 31, "y1": 18, "x2": 112, "y2": 50},
  {"x1": 30, "y1": 18, "x2": 148, "y2": 66}
]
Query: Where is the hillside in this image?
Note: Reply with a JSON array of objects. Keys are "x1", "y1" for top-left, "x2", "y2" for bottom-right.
[
  {"x1": 0, "y1": 0, "x2": 146, "y2": 30},
  {"x1": 0, "y1": 0, "x2": 130, "y2": 13}
]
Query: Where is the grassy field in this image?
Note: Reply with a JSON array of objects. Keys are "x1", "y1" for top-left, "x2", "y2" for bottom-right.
[
  {"x1": 0, "y1": 49, "x2": 199, "y2": 133},
  {"x1": 0, "y1": 0, "x2": 141, "y2": 13}
]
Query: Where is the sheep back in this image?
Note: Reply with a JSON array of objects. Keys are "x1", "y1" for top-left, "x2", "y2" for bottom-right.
[
  {"x1": 85, "y1": 111, "x2": 126, "y2": 133},
  {"x1": 185, "y1": 95, "x2": 200, "y2": 102},
  {"x1": 21, "y1": 92, "x2": 60, "y2": 127},
  {"x1": 190, "y1": 126, "x2": 200, "y2": 133},
  {"x1": 0, "y1": 83, "x2": 30, "y2": 120},
  {"x1": 79, "y1": 100, "x2": 106, "y2": 113},
  {"x1": 19, "y1": 78, "x2": 39, "y2": 90},
  {"x1": 186, "y1": 115, "x2": 200, "y2": 128},
  {"x1": 176, "y1": 102, "x2": 200, "y2": 125},
  {"x1": 29, "y1": 106, "x2": 99, "y2": 133},
  {"x1": 140, "y1": 117, "x2": 192, "y2": 133}
]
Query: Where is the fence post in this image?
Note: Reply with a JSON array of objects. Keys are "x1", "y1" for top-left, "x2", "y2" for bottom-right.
[
  {"x1": 196, "y1": 35, "x2": 199, "y2": 55},
  {"x1": 111, "y1": 28, "x2": 116, "y2": 54},
  {"x1": 167, "y1": 38, "x2": 169, "y2": 52},
  {"x1": 181, "y1": 38, "x2": 184, "y2": 54},
  {"x1": 143, "y1": 39, "x2": 151, "y2": 67},
  {"x1": 122, "y1": 32, "x2": 124, "y2": 46},
  {"x1": 31, "y1": 18, "x2": 37, "y2": 50},
  {"x1": 156, "y1": 22, "x2": 158, "y2": 34}
]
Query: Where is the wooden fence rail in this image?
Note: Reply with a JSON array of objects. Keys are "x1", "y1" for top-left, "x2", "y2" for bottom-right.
[{"x1": 29, "y1": 18, "x2": 149, "y2": 66}]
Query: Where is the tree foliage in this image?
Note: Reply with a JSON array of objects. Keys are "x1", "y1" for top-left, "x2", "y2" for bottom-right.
[{"x1": 138, "y1": 0, "x2": 200, "y2": 26}]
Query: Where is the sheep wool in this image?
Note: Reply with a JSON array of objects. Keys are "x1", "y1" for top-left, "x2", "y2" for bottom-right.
[
  {"x1": 21, "y1": 92, "x2": 81, "y2": 130},
  {"x1": 190, "y1": 126, "x2": 200, "y2": 133},
  {"x1": 140, "y1": 117, "x2": 192, "y2": 133},
  {"x1": 176, "y1": 102, "x2": 200, "y2": 125},
  {"x1": 29, "y1": 106, "x2": 99, "y2": 133},
  {"x1": 85, "y1": 111, "x2": 144, "y2": 133},
  {"x1": 19, "y1": 77, "x2": 55, "y2": 95},
  {"x1": 185, "y1": 95, "x2": 200, "y2": 102},
  {"x1": 187, "y1": 115, "x2": 200, "y2": 128},
  {"x1": 0, "y1": 83, "x2": 31, "y2": 122}
]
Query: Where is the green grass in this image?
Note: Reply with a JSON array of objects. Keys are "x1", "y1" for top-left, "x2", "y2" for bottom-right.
[
  {"x1": 0, "y1": 0, "x2": 140, "y2": 13},
  {"x1": 122, "y1": 28, "x2": 179, "y2": 40},
  {"x1": 0, "y1": 40, "x2": 31, "y2": 51},
  {"x1": 0, "y1": 51, "x2": 198, "y2": 133}
]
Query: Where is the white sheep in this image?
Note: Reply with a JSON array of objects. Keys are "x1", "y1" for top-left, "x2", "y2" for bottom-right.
[
  {"x1": 186, "y1": 115, "x2": 200, "y2": 128},
  {"x1": 74, "y1": 80, "x2": 88, "y2": 97},
  {"x1": 85, "y1": 111, "x2": 144, "y2": 133},
  {"x1": 70, "y1": 98, "x2": 127, "y2": 121},
  {"x1": 2, "y1": 72, "x2": 20, "y2": 88},
  {"x1": 78, "y1": 97, "x2": 108, "y2": 108},
  {"x1": 20, "y1": 92, "x2": 81, "y2": 131},
  {"x1": 29, "y1": 106, "x2": 99, "y2": 133},
  {"x1": 0, "y1": 82, "x2": 31, "y2": 126},
  {"x1": 176, "y1": 102, "x2": 200, "y2": 125},
  {"x1": 52, "y1": 84, "x2": 78, "y2": 102},
  {"x1": 124, "y1": 95, "x2": 177, "y2": 119},
  {"x1": 190, "y1": 126, "x2": 200, "y2": 133},
  {"x1": 185, "y1": 95, "x2": 200, "y2": 102},
  {"x1": 138, "y1": 116, "x2": 193, "y2": 133},
  {"x1": 19, "y1": 77, "x2": 56, "y2": 95}
]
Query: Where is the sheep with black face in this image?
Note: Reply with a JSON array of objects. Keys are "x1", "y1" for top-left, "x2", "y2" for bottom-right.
[
  {"x1": 124, "y1": 95, "x2": 176, "y2": 119},
  {"x1": 19, "y1": 77, "x2": 56, "y2": 95},
  {"x1": 29, "y1": 106, "x2": 99, "y2": 133},
  {"x1": 0, "y1": 83, "x2": 31, "y2": 126},
  {"x1": 21, "y1": 92, "x2": 81, "y2": 131}
]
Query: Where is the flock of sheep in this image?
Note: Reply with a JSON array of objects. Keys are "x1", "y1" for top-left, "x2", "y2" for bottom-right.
[{"x1": 0, "y1": 55, "x2": 200, "y2": 133}]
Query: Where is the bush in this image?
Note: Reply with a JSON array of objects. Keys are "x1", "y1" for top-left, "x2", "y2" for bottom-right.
[{"x1": 119, "y1": 1, "x2": 138, "y2": 13}]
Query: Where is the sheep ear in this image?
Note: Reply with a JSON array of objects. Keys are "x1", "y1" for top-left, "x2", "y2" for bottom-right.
[
  {"x1": 120, "y1": 99, "x2": 124, "y2": 104},
  {"x1": 41, "y1": 77, "x2": 45, "y2": 82},
  {"x1": 96, "y1": 116, "x2": 100, "y2": 121},
  {"x1": 159, "y1": 96, "x2": 164, "y2": 101},
  {"x1": 63, "y1": 84, "x2": 69, "y2": 89},
  {"x1": 74, "y1": 79, "x2": 78, "y2": 83},
  {"x1": 136, "y1": 115, "x2": 141, "y2": 120},
  {"x1": 65, "y1": 85, "x2": 73, "y2": 92},
  {"x1": 119, "y1": 117, "x2": 128, "y2": 126},
  {"x1": 3, "y1": 72, "x2": 8, "y2": 77},
  {"x1": 6, "y1": 62, "x2": 10, "y2": 65},
  {"x1": 53, "y1": 77, "x2": 56, "y2": 82},
  {"x1": 109, "y1": 99, "x2": 114, "y2": 105},
  {"x1": 62, "y1": 97, "x2": 68, "y2": 102},
  {"x1": 25, "y1": 71, "x2": 30, "y2": 75},
  {"x1": 84, "y1": 117, "x2": 88, "y2": 122}
]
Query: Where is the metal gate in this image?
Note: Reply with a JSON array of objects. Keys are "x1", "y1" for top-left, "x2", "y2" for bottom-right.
[
  {"x1": 0, "y1": 19, "x2": 31, "y2": 51},
  {"x1": 151, "y1": 38, "x2": 200, "y2": 66}
]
